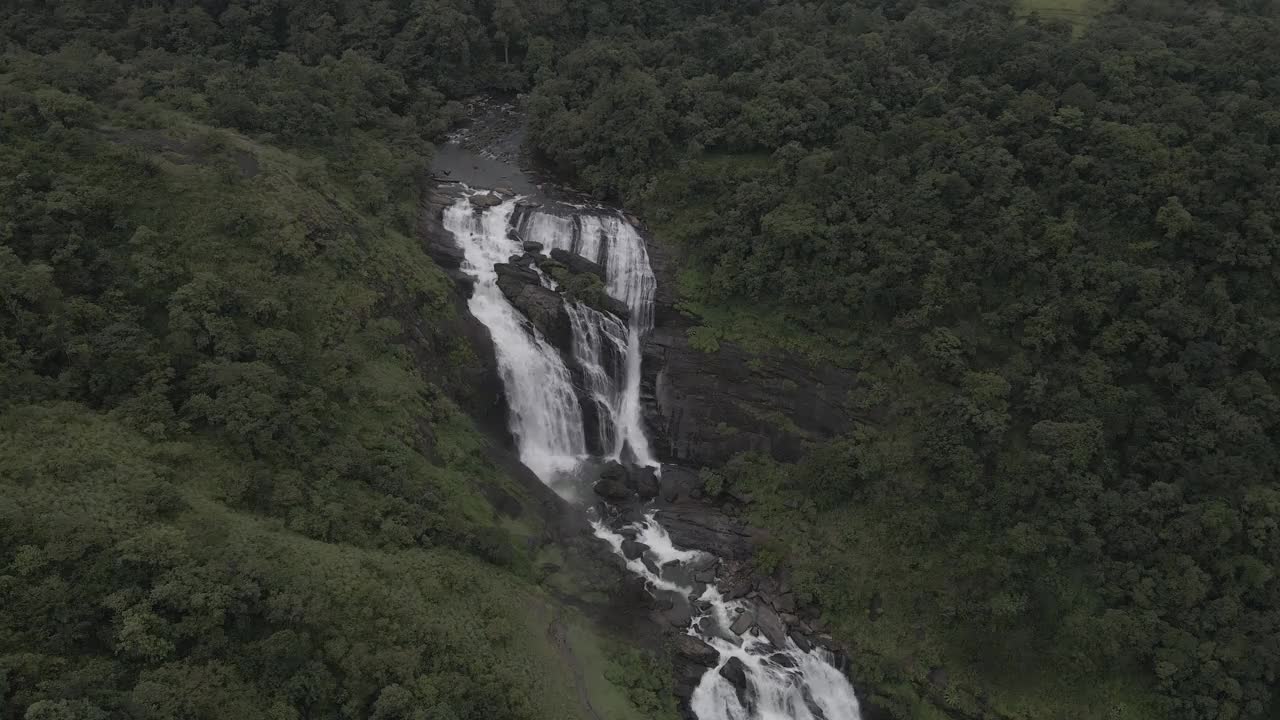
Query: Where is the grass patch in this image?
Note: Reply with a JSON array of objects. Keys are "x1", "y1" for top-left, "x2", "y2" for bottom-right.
[{"x1": 1017, "y1": 0, "x2": 1112, "y2": 32}]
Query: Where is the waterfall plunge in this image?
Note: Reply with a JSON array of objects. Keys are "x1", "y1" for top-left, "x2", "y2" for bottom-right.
[
  {"x1": 445, "y1": 193, "x2": 861, "y2": 720},
  {"x1": 516, "y1": 209, "x2": 656, "y2": 466},
  {"x1": 444, "y1": 200, "x2": 587, "y2": 483}
]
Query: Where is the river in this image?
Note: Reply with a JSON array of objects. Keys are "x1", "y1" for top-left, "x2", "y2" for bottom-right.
[{"x1": 443, "y1": 190, "x2": 863, "y2": 720}]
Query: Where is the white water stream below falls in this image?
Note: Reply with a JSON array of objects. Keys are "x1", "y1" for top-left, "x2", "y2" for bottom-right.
[{"x1": 444, "y1": 193, "x2": 862, "y2": 720}]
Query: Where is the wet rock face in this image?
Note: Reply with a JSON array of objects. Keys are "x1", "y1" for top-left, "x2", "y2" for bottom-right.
[
  {"x1": 719, "y1": 657, "x2": 749, "y2": 689},
  {"x1": 631, "y1": 465, "x2": 660, "y2": 499},
  {"x1": 414, "y1": 189, "x2": 510, "y2": 444},
  {"x1": 470, "y1": 192, "x2": 503, "y2": 208},
  {"x1": 638, "y1": 226, "x2": 864, "y2": 468},
  {"x1": 494, "y1": 262, "x2": 573, "y2": 353},
  {"x1": 550, "y1": 247, "x2": 605, "y2": 280},
  {"x1": 675, "y1": 634, "x2": 719, "y2": 667}
]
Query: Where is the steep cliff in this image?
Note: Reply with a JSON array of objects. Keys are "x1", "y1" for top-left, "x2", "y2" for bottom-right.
[{"x1": 640, "y1": 228, "x2": 861, "y2": 469}]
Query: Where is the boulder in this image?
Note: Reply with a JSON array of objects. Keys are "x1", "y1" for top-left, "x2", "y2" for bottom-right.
[
  {"x1": 772, "y1": 593, "x2": 797, "y2": 614},
  {"x1": 674, "y1": 663, "x2": 707, "y2": 700},
  {"x1": 792, "y1": 631, "x2": 812, "y2": 653},
  {"x1": 690, "y1": 582, "x2": 708, "y2": 602},
  {"x1": 631, "y1": 466, "x2": 660, "y2": 499},
  {"x1": 601, "y1": 295, "x2": 632, "y2": 320},
  {"x1": 593, "y1": 476, "x2": 632, "y2": 502},
  {"x1": 675, "y1": 635, "x2": 719, "y2": 667},
  {"x1": 689, "y1": 553, "x2": 718, "y2": 572},
  {"x1": 620, "y1": 539, "x2": 647, "y2": 560},
  {"x1": 664, "y1": 601, "x2": 692, "y2": 628},
  {"x1": 719, "y1": 657, "x2": 748, "y2": 690},
  {"x1": 550, "y1": 247, "x2": 604, "y2": 280},
  {"x1": 724, "y1": 578, "x2": 751, "y2": 601},
  {"x1": 694, "y1": 570, "x2": 715, "y2": 584},
  {"x1": 427, "y1": 240, "x2": 466, "y2": 268},
  {"x1": 494, "y1": 262, "x2": 539, "y2": 286},
  {"x1": 642, "y1": 554, "x2": 661, "y2": 576},
  {"x1": 661, "y1": 562, "x2": 692, "y2": 588},
  {"x1": 697, "y1": 616, "x2": 741, "y2": 646},
  {"x1": 600, "y1": 460, "x2": 629, "y2": 484},
  {"x1": 523, "y1": 240, "x2": 544, "y2": 254},
  {"x1": 770, "y1": 653, "x2": 798, "y2": 669},
  {"x1": 755, "y1": 605, "x2": 788, "y2": 649},
  {"x1": 470, "y1": 193, "x2": 502, "y2": 208},
  {"x1": 657, "y1": 464, "x2": 700, "y2": 503},
  {"x1": 495, "y1": 264, "x2": 572, "y2": 351},
  {"x1": 445, "y1": 268, "x2": 475, "y2": 297},
  {"x1": 730, "y1": 611, "x2": 754, "y2": 636}
]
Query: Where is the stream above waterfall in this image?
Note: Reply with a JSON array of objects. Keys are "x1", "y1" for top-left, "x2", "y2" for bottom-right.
[{"x1": 441, "y1": 184, "x2": 862, "y2": 720}]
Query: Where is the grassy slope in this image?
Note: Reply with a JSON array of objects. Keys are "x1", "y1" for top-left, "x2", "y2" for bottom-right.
[{"x1": 0, "y1": 78, "x2": 664, "y2": 719}]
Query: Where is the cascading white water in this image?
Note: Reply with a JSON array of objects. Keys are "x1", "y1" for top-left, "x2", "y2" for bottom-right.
[
  {"x1": 446, "y1": 192, "x2": 861, "y2": 720},
  {"x1": 518, "y1": 208, "x2": 657, "y2": 466},
  {"x1": 565, "y1": 302, "x2": 627, "y2": 455},
  {"x1": 443, "y1": 199, "x2": 587, "y2": 484},
  {"x1": 594, "y1": 515, "x2": 862, "y2": 720}
]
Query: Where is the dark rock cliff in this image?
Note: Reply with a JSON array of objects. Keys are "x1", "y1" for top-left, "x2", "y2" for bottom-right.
[{"x1": 639, "y1": 228, "x2": 861, "y2": 469}]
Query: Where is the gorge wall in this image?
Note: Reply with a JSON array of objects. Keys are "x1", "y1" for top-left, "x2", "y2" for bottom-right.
[{"x1": 639, "y1": 226, "x2": 863, "y2": 469}]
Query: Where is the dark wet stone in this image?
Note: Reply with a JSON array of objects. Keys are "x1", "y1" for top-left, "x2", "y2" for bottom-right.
[
  {"x1": 550, "y1": 247, "x2": 604, "y2": 280},
  {"x1": 665, "y1": 602, "x2": 693, "y2": 627},
  {"x1": 428, "y1": 241, "x2": 465, "y2": 268},
  {"x1": 792, "y1": 631, "x2": 812, "y2": 653},
  {"x1": 730, "y1": 611, "x2": 754, "y2": 636},
  {"x1": 697, "y1": 616, "x2": 741, "y2": 646},
  {"x1": 594, "y1": 476, "x2": 632, "y2": 501},
  {"x1": 632, "y1": 465, "x2": 659, "y2": 499},
  {"x1": 470, "y1": 193, "x2": 502, "y2": 208},
  {"x1": 620, "y1": 539, "x2": 647, "y2": 560},
  {"x1": 719, "y1": 657, "x2": 748, "y2": 690},
  {"x1": 642, "y1": 554, "x2": 661, "y2": 576},
  {"x1": 675, "y1": 634, "x2": 719, "y2": 667},
  {"x1": 770, "y1": 653, "x2": 798, "y2": 669},
  {"x1": 755, "y1": 604, "x2": 788, "y2": 649},
  {"x1": 772, "y1": 592, "x2": 797, "y2": 614}
]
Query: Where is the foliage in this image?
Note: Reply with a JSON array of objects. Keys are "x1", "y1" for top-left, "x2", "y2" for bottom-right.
[
  {"x1": 603, "y1": 644, "x2": 681, "y2": 720},
  {"x1": 0, "y1": 4, "x2": 669, "y2": 718},
  {"x1": 524, "y1": 1, "x2": 1280, "y2": 718}
]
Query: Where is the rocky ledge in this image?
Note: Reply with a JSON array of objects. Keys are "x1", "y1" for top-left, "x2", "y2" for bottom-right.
[{"x1": 635, "y1": 217, "x2": 871, "y2": 469}]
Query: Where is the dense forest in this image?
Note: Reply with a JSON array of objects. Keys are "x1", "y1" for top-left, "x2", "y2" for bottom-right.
[
  {"x1": 3, "y1": 0, "x2": 1279, "y2": 719},
  {"x1": 0, "y1": 2, "x2": 677, "y2": 719},
  {"x1": 522, "y1": 1, "x2": 1280, "y2": 719}
]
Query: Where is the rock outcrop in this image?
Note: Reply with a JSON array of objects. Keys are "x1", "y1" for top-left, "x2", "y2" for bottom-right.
[
  {"x1": 494, "y1": 262, "x2": 573, "y2": 352},
  {"x1": 639, "y1": 225, "x2": 865, "y2": 468},
  {"x1": 414, "y1": 189, "x2": 510, "y2": 442},
  {"x1": 675, "y1": 635, "x2": 719, "y2": 667},
  {"x1": 550, "y1": 247, "x2": 605, "y2": 280}
]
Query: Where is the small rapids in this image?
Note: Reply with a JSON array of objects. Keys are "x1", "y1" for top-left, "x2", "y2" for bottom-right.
[{"x1": 445, "y1": 191, "x2": 861, "y2": 720}]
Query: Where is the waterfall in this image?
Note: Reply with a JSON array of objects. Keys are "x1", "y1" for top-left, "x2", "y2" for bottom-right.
[
  {"x1": 518, "y1": 208, "x2": 657, "y2": 466},
  {"x1": 443, "y1": 200, "x2": 586, "y2": 485},
  {"x1": 565, "y1": 302, "x2": 626, "y2": 455},
  {"x1": 446, "y1": 192, "x2": 861, "y2": 720}
]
